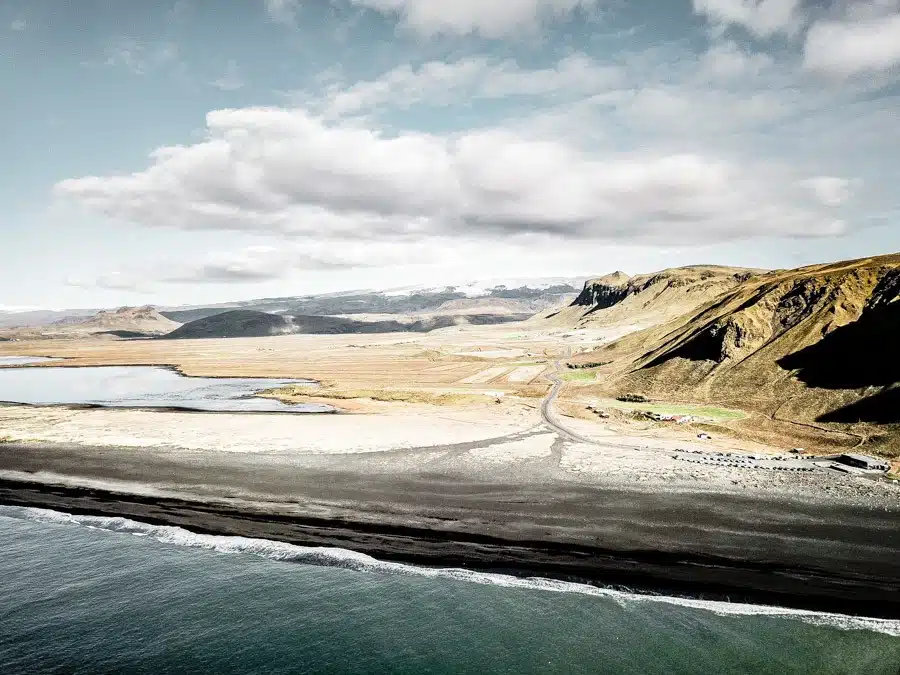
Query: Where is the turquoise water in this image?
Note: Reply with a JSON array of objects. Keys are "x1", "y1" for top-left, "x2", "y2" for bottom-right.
[{"x1": 0, "y1": 508, "x2": 897, "y2": 674}]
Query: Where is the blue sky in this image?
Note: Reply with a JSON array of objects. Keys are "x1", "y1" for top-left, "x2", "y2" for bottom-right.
[{"x1": 3, "y1": 0, "x2": 900, "y2": 309}]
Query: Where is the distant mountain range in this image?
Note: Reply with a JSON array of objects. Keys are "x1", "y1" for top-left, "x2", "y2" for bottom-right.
[
  {"x1": 157, "y1": 278, "x2": 582, "y2": 324},
  {"x1": 0, "y1": 277, "x2": 582, "y2": 339},
  {"x1": 161, "y1": 309, "x2": 531, "y2": 340}
]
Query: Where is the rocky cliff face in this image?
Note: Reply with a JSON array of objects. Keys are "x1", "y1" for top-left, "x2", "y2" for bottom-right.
[
  {"x1": 601, "y1": 254, "x2": 900, "y2": 447},
  {"x1": 570, "y1": 267, "x2": 758, "y2": 323},
  {"x1": 642, "y1": 262, "x2": 892, "y2": 368},
  {"x1": 572, "y1": 272, "x2": 631, "y2": 308}
]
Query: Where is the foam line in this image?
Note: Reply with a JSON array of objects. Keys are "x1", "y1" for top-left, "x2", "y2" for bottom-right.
[{"x1": 2, "y1": 505, "x2": 897, "y2": 637}]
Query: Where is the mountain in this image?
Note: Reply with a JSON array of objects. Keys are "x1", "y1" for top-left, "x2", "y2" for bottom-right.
[
  {"x1": 0, "y1": 306, "x2": 181, "y2": 339},
  {"x1": 573, "y1": 253, "x2": 900, "y2": 455},
  {"x1": 162, "y1": 309, "x2": 530, "y2": 339},
  {"x1": 429, "y1": 296, "x2": 572, "y2": 316},
  {"x1": 539, "y1": 266, "x2": 760, "y2": 333},
  {"x1": 0, "y1": 279, "x2": 581, "y2": 334},
  {"x1": 51, "y1": 306, "x2": 181, "y2": 337},
  {"x1": 159, "y1": 278, "x2": 582, "y2": 323},
  {"x1": 380, "y1": 277, "x2": 585, "y2": 298}
]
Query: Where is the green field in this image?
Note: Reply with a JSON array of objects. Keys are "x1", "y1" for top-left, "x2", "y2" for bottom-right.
[
  {"x1": 592, "y1": 398, "x2": 746, "y2": 421},
  {"x1": 561, "y1": 370, "x2": 597, "y2": 382}
]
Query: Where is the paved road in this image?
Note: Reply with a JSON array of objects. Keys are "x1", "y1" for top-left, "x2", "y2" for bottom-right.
[
  {"x1": 539, "y1": 355, "x2": 663, "y2": 453},
  {"x1": 539, "y1": 352, "x2": 599, "y2": 445}
]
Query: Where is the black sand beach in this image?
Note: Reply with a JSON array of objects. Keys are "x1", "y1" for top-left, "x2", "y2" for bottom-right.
[{"x1": 1, "y1": 440, "x2": 898, "y2": 619}]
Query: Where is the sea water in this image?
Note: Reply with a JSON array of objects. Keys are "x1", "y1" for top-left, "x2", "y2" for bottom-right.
[
  {"x1": 0, "y1": 507, "x2": 897, "y2": 674},
  {"x1": 0, "y1": 365, "x2": 329, "y2": 413}
]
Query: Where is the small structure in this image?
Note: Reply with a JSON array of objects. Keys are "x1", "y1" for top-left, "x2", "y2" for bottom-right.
[
  {"x1": 836, "y1": 454, "x2": 889, "y2": 472},
  {"x1": 697, "y1": 433, "x2": 712, "y2": 440}
]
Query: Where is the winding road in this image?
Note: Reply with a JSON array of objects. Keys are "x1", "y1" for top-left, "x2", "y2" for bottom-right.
[{"x1": 540, "y1": 352, "x2": 598, "y2": 445}]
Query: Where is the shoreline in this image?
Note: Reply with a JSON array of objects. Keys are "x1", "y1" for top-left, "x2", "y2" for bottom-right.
[{"x1": 1, "y1": 472, "x2": 898, "y2": 620}]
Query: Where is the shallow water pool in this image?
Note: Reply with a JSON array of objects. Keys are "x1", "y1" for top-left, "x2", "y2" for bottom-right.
[{"x1": 0, "y1": 365, "x2": 329, "y2": 413}]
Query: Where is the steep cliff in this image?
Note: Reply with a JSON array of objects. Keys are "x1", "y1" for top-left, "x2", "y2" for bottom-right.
[
  {"x1": 549, "y1": 266, "x2": 760, "y2": 333},
  {"x1": 589, "y1": 253, "x2": 900, "y2": 454}
]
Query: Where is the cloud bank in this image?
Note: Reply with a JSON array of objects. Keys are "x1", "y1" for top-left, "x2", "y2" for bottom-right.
[{"x1": 55, "y1": 105, "x2": 851, "y2": 248}]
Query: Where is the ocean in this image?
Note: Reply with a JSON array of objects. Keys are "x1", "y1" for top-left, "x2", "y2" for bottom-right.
[{"x1": 0, "y1": 507, "x2": 897, "y2": 675}]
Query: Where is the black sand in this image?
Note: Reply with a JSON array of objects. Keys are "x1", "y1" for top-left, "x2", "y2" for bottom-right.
[{"x1": 0, "y1": 440, "x2": 898, "y2": 619}]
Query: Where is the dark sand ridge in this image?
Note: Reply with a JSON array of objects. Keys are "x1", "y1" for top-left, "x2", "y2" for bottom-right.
[{"x1": 1, "y1": 436, "x2": 898, "y2": 620}]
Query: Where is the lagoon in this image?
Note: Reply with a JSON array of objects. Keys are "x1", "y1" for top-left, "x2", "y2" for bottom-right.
[{"x1": 0, "y1": 365, "x2": 329, "y2": 413}]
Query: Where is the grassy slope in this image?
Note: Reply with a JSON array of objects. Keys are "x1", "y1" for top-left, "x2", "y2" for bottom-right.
[{"x1": 568, "y1": 254, "x2": 900, "y2": 456}]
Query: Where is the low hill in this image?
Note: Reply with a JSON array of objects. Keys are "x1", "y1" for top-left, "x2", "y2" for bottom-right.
[
  {"x1": 10, "y1": 306, "x2": 184, "y2": 339},
  {"x1": 162, "y1": 310, "x2": 290, "y2": 339},
  {"x1": 162, "y1": 310, "x2": 530, "y2": 339},
  {"x1": 575, "y1": 253, "x2": 900, "y2": 455},
  {"x1": 74, "y1": 306, "x2": 181, "y2": 334}
]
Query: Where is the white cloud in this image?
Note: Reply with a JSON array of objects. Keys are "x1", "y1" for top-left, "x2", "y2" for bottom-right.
[
  {"x1": 264, "y1": 0, "x2": 301, "y2": 25},
  {"x1": 93, "y1": 39, "x2": 179, "y2": 75},
  {"x1": 0, "y1": 305, "x2": 50, "y2": 313},
  {"x1": 174, "y1": 242, "x2": 423, "y2": 283},
  {"x1": 347, "y1": 0, "x2": 602, "y2": 37},
  {"x1": 55, "y1": 106, "x2": 845, "y2": 249},
  {"x1": 10, "y1": 19, "x2": 26, "y2": 31},
  {"x1": 317, "y1": 54, "x2": 621, "y2": 116},
  {"x1": 211, "y1": 60, "x2": 244, "y2": 91},
  {"x1": 67, "y1": 272, "x2": 151, "y2": 293},
  {"x1": 692, "y1": 0, "x2": 805, "y2": 37},
  {"x1": 71, "y1": 242, "x2": 437, "y2": 289},
  {"x1": 700, "y1": 40, "x2": 774, "y2": 79},
  {"x1": 804, "y1": 11, "x2": 900, "y2": 76},
  {"x1": 799, "y1": 176, "x2": 858, "y2": 206}
]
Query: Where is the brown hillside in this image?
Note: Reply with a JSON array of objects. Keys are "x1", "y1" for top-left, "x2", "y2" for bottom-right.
[
  {"x1": 45, "y1": 306, "x2": 181, "y2": 337},
  {"x1": 539, "y1": 265, "x2": 761, "y2": 332},
  {"x1": 578, "y1": 253, "x2": 900, "y2": 456}
]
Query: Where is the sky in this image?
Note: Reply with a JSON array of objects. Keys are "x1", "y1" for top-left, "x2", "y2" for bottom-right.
[{"x1": 2, "y1": 0, "x2": 900, "y2": 309}]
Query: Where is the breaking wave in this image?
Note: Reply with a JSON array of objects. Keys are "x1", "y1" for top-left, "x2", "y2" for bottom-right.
[{"x1": 2, "y1": 505, "x2": 898, "y2": 637}]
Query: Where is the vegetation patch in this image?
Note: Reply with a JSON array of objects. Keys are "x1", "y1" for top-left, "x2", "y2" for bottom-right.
[
  {"x1": 515, "y1": 385, "x2": 551, "y2": 398},
  {"x1": 562, "y1": 370, "x2": 597, "y2": 382},
  {"x1": 592, "y1": 397, "x2": 746, "y2": 422},
  {"x1": 566, "y1": 361, "x2": 611, "y2": 369},
  {"x1": 263, "y1": 385, "x2": 493, "y2": 406}
]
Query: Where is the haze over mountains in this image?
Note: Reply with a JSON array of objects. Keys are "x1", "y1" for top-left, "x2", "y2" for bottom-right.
[{"x1": 0, "y1": 278, "x2": 581, "y2": 340}]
